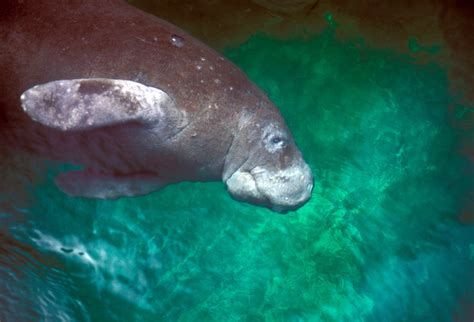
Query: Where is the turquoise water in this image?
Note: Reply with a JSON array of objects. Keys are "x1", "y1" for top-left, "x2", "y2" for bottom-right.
[{"x1": 1, "y1": 27, "x2": 473, "y2": 321}]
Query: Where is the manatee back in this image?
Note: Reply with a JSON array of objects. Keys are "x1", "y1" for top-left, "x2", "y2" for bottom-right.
[
  {"x1": 0, "y1": 0, "x2": 264, "y2": 119},
  {"x1": 0, "y1": 0, "x2": 273, "y2": 179}
]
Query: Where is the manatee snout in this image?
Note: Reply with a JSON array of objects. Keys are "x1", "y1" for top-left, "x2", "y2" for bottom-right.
[
  {"x1": 256, "y1": 161, "x2": 313, "y2": 212},
  {"x1": 226, "y1": 160, "x2": 313, "y2": 212}
]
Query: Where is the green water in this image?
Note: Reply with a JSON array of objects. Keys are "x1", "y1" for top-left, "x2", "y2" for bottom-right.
[{"x1": 1, "y1": 27, "x2": 473, "y2": 321}]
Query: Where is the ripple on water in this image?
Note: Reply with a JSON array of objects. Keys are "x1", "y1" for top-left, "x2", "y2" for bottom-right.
[{"x1": 0, "y1": 229, "x2": 89, "y2": 321}]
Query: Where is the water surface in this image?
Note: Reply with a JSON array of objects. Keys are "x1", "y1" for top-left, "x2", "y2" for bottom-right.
[{"x1": 1, "y1": 24, "x2": 473, "y2": 321}]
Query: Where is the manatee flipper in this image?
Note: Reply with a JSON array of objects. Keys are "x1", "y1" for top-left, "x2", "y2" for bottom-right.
[
  {"x1": 20, "y1": 78, "x2": 187, "y2": 132},
  {"x1": 55, "y1": 170, "x2": 167, "y2": 199}
]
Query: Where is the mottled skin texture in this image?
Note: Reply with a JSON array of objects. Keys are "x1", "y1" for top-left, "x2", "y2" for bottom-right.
[
  {"x1": 0, "y1": 0, "x2": 312, "y2": 210},
  {"x1": 1, "y1": 0, "x2": 252, "y2": 178}
]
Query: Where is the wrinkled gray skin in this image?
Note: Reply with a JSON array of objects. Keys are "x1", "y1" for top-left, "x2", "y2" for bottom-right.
[
  {"x1": 0, "y1": 0, "x2": 313, "y2": 212},
  {"x1": 223, "y1": 110, "x2": 313, "y2": 211}
]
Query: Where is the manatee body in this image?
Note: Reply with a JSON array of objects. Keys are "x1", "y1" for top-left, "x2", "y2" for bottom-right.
[{"x1": 0, "y1": 0, "x2": 313, "y2": 211}]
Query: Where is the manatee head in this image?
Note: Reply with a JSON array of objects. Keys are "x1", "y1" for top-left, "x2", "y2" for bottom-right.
[{"x1": 223, "y1": 107, "x2": 313, "y2": 212}]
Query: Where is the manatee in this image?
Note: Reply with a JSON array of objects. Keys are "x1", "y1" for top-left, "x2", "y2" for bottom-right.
[{"x1": 0, "y1": 0, "x2": 313, "y2": 212}]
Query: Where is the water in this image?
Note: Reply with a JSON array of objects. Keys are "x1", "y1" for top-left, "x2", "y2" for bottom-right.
[{"x1": 1, "y1": 25, "x2": 473, "y2": 321}]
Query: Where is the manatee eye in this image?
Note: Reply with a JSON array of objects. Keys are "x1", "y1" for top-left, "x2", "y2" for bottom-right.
[
  {"x1": 267, "y1": 135, "x2": 287, "y2": 151},
  {"x1": 263, "y1": 126, "x2": 288, "y2": 152},
  {"x1": 271, "y1": 137, "x2": 283, "y2": 145}
]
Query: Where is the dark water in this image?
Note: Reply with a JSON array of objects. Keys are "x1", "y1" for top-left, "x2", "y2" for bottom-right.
[{"x1": 1, "y1": 25, "x2": 473, "y2": 321}]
